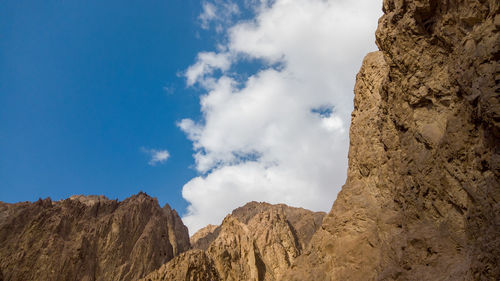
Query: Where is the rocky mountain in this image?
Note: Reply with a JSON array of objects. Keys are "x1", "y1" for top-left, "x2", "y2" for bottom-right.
[
  {"x1": 0, "y1": 192, "x2": 190, "y2": 281},
  {"x1": 1, "y1": 1, "x2": 497, "y2": 280},
  {"x1": 143, "y1": 0, "x2": 499, "y2": 280},
  {"x1": 284, "y1": 1, "x2": 499, "y2": 280},
  {"x1": 140, "y1": 202, "x2": 325, "y2": 281}
]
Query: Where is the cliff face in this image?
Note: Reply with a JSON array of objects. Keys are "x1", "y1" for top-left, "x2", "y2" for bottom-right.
[
  {"x1": 1, "y1": 1, "x2": 497, "y2": 280},
  {"x1": 285, "y1": 1, "x2": 499, "y2": 280},
  {"x1": 140, "y1": 202, "x2": 325, "y2": 281},
  {"x1": 0, "y1": 193, "x2": 190, "y2": 281}
]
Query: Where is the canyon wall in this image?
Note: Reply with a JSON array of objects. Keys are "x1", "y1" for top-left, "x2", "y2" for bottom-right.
[
  {"x1": 0, "y1": 1, "x2": 497, "y2": 281},
  {"x1": 140, "y1": 202, "x2": 325, "y2": 281},
  {"x1": 285, "y1": 0, "x2": 499, "y2": 280},
  {"x1": 0, "y1": 193, "x2": 190, "y2": 281}
]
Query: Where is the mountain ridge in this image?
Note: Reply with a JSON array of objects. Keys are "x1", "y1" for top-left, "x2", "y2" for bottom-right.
[
  {"x1": 140, "y1": 202, "x2": 325, "y2": 281},
  {"x1": 0, "y1": 192, "x2": 190, "y2": 281}
]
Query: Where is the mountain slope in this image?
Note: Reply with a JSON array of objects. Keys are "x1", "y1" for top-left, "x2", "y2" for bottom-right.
[
  {"x1": 141, "y1": 202, "x2": 325, "y2": 281},
  {"x1": 0, "y1": 192, "x2": 190, "y2": 281}
]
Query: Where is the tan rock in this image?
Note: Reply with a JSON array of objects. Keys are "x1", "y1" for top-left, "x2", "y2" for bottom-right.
[
  {"x1": 0, "y1": 192, "x2": 190, "y2": 281},
  {"x1": 2, "y1": 1, "x2": 498, "y2": 280},
  {"x1": 139, "y1": 250, "x2": 221, "y2": 281},
  {"x1": 144, "y1": 202, "x2": 325, "y2": 281},
  {"x1": 191, "y1": 224, "x2": 219, "y2": 251},
  {"x1": 284, "y1": 1, "x2": 499, "y2": 280}
]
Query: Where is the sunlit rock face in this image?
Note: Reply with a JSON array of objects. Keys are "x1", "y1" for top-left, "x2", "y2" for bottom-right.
[
  {"x1": 140, "y1": 202, "x2": 325, "y2": 281},
  {"x1": 144, "y1": 1, "x2": 499, "y2": 280},
  {"x1": 2, "y1": 1, "x2": 498, "y2": 281},
  {"x1": 284, "y1": 1, "x2": 500, "y2": 280},
  {"x1": 0, "y1": 192, "x2": 190, "y2": 281}
]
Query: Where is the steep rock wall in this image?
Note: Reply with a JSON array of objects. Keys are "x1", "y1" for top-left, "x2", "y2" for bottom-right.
[{"x1": 285, "y1": 1, "x2": 499, "y2": 280}]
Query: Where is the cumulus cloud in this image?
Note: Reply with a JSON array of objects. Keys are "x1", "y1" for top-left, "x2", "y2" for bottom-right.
[
  {"x1": 181, "y1": 0, "x2": 382, "y2": 233},
  {"x1": 143, "y1": 148, "x2": 170, "y2": 166}
]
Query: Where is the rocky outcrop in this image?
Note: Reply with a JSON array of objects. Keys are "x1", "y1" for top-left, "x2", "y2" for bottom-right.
[
  {"x1": 0, "y1": 192, "x2": 190, "y2": 281},
  {"x1": 285, "y1": 1, "x2": 499, "y2": 280},
  {"x1": 190, "y1": 224, "x2": 219, "y2": 251},
  {"x1": 231, "y1": 202, "x2": 324, "y2": 252},
  {"x1": 141, "y1": 202, "x2": 325, "y2": 281},
  {"x1": 139, "y1": 250, "x2": 221, "y2": 281}
]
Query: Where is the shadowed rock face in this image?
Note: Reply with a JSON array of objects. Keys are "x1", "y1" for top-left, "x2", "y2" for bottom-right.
[
  {"x1": 284, "y1": 1, "x2": 499, "y2": 280},
  {"x1": 190, "y1": 224, "x2": 220, "y2": 251},
  {"x1": 139, "y1": 250, "x2": 221, "y2": 281},
  {"x1": 0, "y1": 193, "x2": 190, "y2": 281},
  {"x1": 141, "y1": 202, "x2": 325, "y2": 281}
]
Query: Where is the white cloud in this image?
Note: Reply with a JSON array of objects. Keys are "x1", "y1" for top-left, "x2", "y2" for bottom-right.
[
  {"x1": 199, "y1": 2, "x2": 217, "y2": 29},
  {"x1": 185, "y1": 52, "x2": 232, "y2": 87},
  {"x1": 181, "y1": 0, "x2": 383, "y2": 233},
  {"x1": 199, "y1": 0, "x2": 240, "y2": 32},
  {"x1": 143, "y1": 148, "x2": 170, "y2": 166}
]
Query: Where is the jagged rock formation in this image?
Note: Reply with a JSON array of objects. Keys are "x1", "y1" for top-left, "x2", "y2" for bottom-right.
[
  {"x1": 190, "y1": 224, "x2": 219, "y2": 251},
  {"x1": 140, "y1": 202, "x2": 325, "y2": 281},
  {"x1": 140, "y1": 250, "x2": 221, "y2": 281},
  {"x1": 285, "y1": 1, "x2": 499, "y2": 280},
  {"x1": 2, "y1": 1, "x2": 498, "y2": 281},
  {"x1": 0, "y1": 192, "x2": 190, "y2": 281}
]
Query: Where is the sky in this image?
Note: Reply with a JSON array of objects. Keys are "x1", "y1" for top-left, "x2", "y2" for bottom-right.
[{"x1": 0, "y1": 0, "x2": 382, "y2": 234}]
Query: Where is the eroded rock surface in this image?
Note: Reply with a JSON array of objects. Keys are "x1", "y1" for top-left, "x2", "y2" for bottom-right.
[
  {"x1": 139, "y1": 250, "x2": 221, "y2": 281},
  {"x1": 285, "y1": 1, "x2": 499, "y2": 280},
  {"x1": 0, "y1": 192, "x2": 190, "y2": 281},
  {"x1": 142, "y1": 202, "x2": 325, "y2": 281},
  {"x1": 1, "y1": 1, "x2": 497, "y2": 281},
  {"x1": 190, "y1": 224, "x2": 219, "y2": 251}
]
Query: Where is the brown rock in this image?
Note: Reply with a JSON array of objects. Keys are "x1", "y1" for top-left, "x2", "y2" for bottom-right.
[
  {"x1": 284, "y1": 1, "x2": 499, "y2": 280},
  {"x1": 190, "y1": 224, "x2": 220, "y2": 251},
  {"x1": 0, "y1": 192, "x2": 190, "y2": 281},
  {"x1": 139, "y1": 250, "x2": 221, "y2": 281},
  {"x1": 3, "y1": 1, "x2": 498, "y2": 280},
  {"x1": 144, "y1": 202, "x2": 325, "y2": 281},
  {"x1": 283, "y1": 51, "x2": 391, "y2": 281},
  {"x1": 231, "y1": 202, "x2": 325, "y2": 251}
]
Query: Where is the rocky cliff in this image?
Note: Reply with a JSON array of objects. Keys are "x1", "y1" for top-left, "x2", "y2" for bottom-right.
[
  {"x1": 1, "y1": 1, "x2": 497, "y2": 280},
  {"x1": 140, "y1": 202, "x2": 325, "y2": 281},
  {"x1": 284, "y1": 1, "x2": 499, "y2": 280},
  {"x1": 0, "y1": 192, "x2": 190, "y2": 281},
  {"x1": 134, "y1": 1, "x2": 500, "y2": 280}
]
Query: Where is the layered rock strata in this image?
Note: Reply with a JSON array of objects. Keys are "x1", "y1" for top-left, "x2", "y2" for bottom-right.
[
  {"x1": 0, "y1": 192, "x2": 190, "y2": 281},
  {"x1": 141, "y1": 202, "x2": 325, "y2": 281},
  {"x1": 285, "y1": 1, "x2": 499, "y2": 280}
]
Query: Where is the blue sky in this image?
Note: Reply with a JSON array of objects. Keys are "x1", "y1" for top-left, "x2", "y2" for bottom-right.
[
  {"x1": 0, "y1": 0, "x2": 220, "y2": 212},
  {"x1": 1, "y1": 0, "x2": 382, "y2": 231}
]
